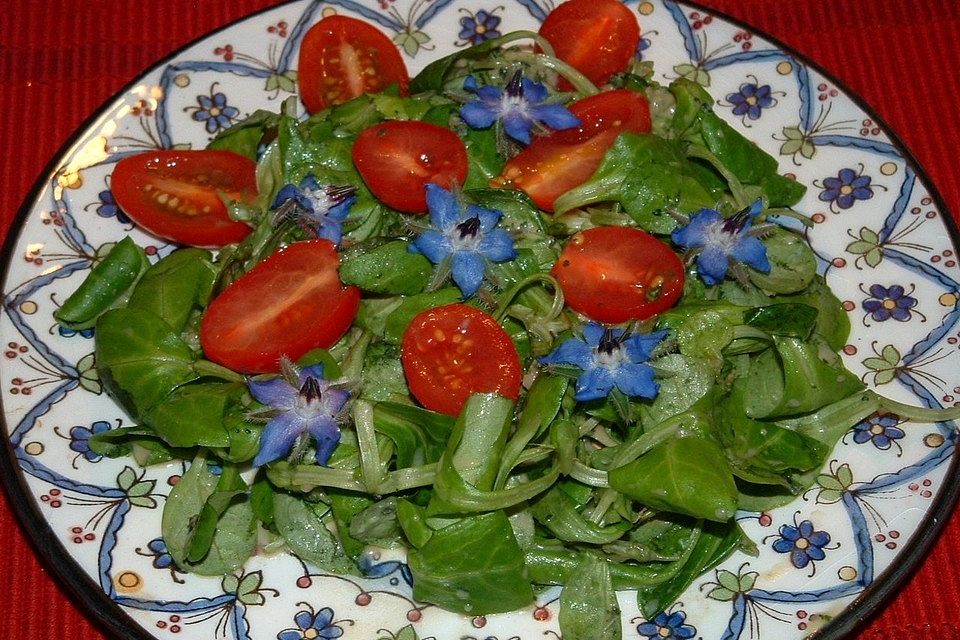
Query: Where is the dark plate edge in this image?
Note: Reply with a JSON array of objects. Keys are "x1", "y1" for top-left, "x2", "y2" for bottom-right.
[
  {"x1": 0, "y1": 2, "x2": 288, "y2": 639},
  {"x1": 0, "y1": 1, "x2": 958, "y2": 639}
]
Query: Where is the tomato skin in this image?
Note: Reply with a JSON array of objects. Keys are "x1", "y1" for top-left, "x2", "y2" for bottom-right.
[
  {"x1": 539, "y1": 0, "x2": 640, "y2": 89},
  {"x1": 552, "y1": 226, "x2": 685, "y2": 324},
  {"x1": 401, "y1": 304, "x2": 523, "y2": 416},
  {"x1": 492, "y1": 90, "x2": 651, "y2": 211},
  {"x1": 298, "y1": 15, "x2": 410, "y2": 113},
  {"x1": 200, "y1": 240, "x2": 360, "y2": 374},
  {"x1": 353, "y1": 121, "x2": 469, "y2": 213},
  {"x1": 111, "y1": 150, "x2": 256, "y2": 247}
]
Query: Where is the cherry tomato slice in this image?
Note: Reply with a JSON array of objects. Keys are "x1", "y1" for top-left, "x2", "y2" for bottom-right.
[
  {"x1": 352, "y1": 120, "x2": 469, "y2": 213},
  {"x1": 491, "y1": 90, "x2": 651, "y2": 211},
  {"x1": 200, "y1": 240, "x2": 360, "y2": 374},
  {"x1": 111, "y1": 150, "x2": 256, "y2": 247},
  {"x1": 539, "y1": 0, "x2": 640, "y2": 90},
  {"x1": 401, "y1": 304, "x2": 522, "y2": 416},
  {"x1": 298, "y1": 15, "x2": 410, "y2": 114},
  {"x1": 552, "y1": 226, "x2": 685, "y2": 323}
]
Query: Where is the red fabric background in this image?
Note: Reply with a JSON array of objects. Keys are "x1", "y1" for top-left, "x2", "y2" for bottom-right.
[{"x1": 1, "y1": 1, "x2": 958, "y2": 638}]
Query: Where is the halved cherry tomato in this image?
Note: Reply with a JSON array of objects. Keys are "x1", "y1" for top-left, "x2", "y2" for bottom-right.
[
  {"x1": 401, "y1": 304, "x2": 522, "y2": 416},
  {"x1": 352, "y1": 121, "x2": 469, "y2": 213},
  {"x1": 491, "y1": 90, "x2": 651, "y2": 211},
  {"x1": 298, "y1": 15, "x2": 410, "y2": 114},
  {"x1": 552, "y1": 226, "x2": 685, "y2": 323},
  {"x1": 539, "y1": 0, "x2": 640, "y2": 90},
  {"x1": 200, "y1": 240, "x2": 360, "y2": 374},
  {"x1": 111, "y1": 150, "x2": 256, "y2": 247}
]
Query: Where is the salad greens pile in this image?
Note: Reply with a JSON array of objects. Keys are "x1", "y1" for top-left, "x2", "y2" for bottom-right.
[{"x1": 55, "y1": 28, "x2": 960, "y2": 640}]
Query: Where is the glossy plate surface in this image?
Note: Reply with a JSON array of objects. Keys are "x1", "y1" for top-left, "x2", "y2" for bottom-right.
[{"x1": 1, "y1": 1, "x2": 958, "y2": 639}]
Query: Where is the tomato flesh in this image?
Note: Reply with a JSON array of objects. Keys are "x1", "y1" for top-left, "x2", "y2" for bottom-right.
[
  {"x1": 401, "y1": 304, "x2": 522, "y2": 416},
  {"x1": 353, "y1": 120, "x2": 469, "y2": 213},
  {"x1": 492, "y1": 90, "x2": 651, "y2": 211},
  {"x1": 552, "y1": 226, "x2": 685, "y2": 323},
  {"x1": 111, "y1": 150, "x2": 256, "y2": 247},
  {"x1": 539, "y1": 0, "x2": 640, "y2": 89},
  {"x1": 298, "y1": 15, "x2": 410, "y2": 113},
  {"x1": 200, "y1": 240, "x2": 360, "y2": 373}
]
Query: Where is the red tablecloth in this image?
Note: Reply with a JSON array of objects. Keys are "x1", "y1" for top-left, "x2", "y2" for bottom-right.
[{"x1": 1, "y1": 1, "x2": 958, "y2": 638}]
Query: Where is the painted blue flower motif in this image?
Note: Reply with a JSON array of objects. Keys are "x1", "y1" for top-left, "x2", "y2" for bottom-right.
[
  {"x1": 68, "y1": 420, "x2": 111, "y2": 462},
  {"x1": 460, "y1": 71, "x2": 580, "y2": 145},
  {"x1": 772, "y1": 519, "x2": 831, "y2": 569},
  {"x1": 671, "y1": 199, "x2": 770, "y2": 286},
  {"x1": 636, "y1": 609, "x2": 697, "y2": 640},
  {"x1": 191, "y1": 89, "x2": 239, "y2": 134},
  {"x1": 248, "y1": 362, "x2": 349, "y2": 467},
  {"x1": 410, "y1": 183, "x2": 516, "y2": 297},
  {"x1": 146, "y1": 537, "x2": 176, "y2": 570},
  {"x1": 862, "y1": 284, "x2": 917, "y2": 322},
  {"x1": 272, "y1": 175, "x2": 356, "y2": 245},
  {"x1": 540, "y1": 323, "x2": 667, "y2": 402},
  {"x1": 727, "y1": 82, "x2": 776, "y2": 120},
  {"x1": 819, "y1": 167, "x2": 874, "y2": 210},
  {"x1": 94, "y1": 189, "x2": 130, "y2": 223},
  {"x1": 278, "y1": 607, "x2": 343, "y2": 640},
  {"x1": 635, "y1": 34, "x2": 652, "y2": 60},
  {"x1": 852, "y1": 413, "x2": 905, "y2": 450},
  {"x1": 458, "y1": 9, "x2": 501, "y2": 45},
  {"x1": 358, "y1": 551, "x2": 414, "y2": 586},
  {"x1": 58, "y1": 325, "x2": 95, "y2": 339}
]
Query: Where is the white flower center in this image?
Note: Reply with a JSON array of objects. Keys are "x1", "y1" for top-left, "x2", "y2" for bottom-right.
[
  {"x1": 497, "y1": 93, "x2": 529, "y2": 119},
  {"x1": 304, "y1": 187, "x2": 335, "y2": 218},
  {"x1": 703, "y1": 219, "x2": 741, "y2": 253}
]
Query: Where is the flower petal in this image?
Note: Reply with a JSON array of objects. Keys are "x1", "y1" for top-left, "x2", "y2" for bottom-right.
[
  {"x1": 624, "y1": 330, "x2": 668, "y2": 362},
  {"x1": 613, "y1": 362, "x2": 659, "y2": 399},
  {"x1": 470, "y1": 204, "x2": 502, "y2": 232},
  {"x1": 696, "y1": 245, "x2": 730, "y2": 285},
  {"x1": 582, "y1": 322, "x2": 606, "y2": 346},
  {"x1": 574, "y1": 366, "x2": 615, "y2": 401},
  {"x1": 478, "y1": 228, "x2": 517, "y2": 262},
  {"x1": 671, "y1": 208, "x2": 722, "y2": 248},
  {"x1": 731, "y1": 236, "x2": 771, "y2": 273},
  {"x1": 460, "y1": 101, "x2": 498, "y2": 130},
  {"x1": 294, "y1": 610, "x2": 315, "y2": 630},
  {"x1": 502, "y1": 110, "x2": 533, "y2": 144},
  {"x1": 531, "y1": 104, "x2": 581, "y2": 131},
  {"x1": 540, "y1": 337, "x2": 594, "y2": 370},
  {"x1": 411, "y1": 229, "x2": 451, "y2": 264},
  {"x1": 247, "y1": 377, "x2": 297, "y2": 409},
  {"x1": 451, "y1": 250, "x2": 486, "y2": 297},
  {"x1": 425, "y1": 183, "x2": 460, "y2": 229},
  {"x1": 521, "y1": 77, "x2": 549, "y2": 104},
  {"x1": 313, "y1": 607, "x2": 335, "y2": 629},
  {"x1": 253, "y1": 413, "x2": 306, "y2": 467}
]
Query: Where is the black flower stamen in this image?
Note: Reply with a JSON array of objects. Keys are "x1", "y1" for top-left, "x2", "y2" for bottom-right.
[
  {"x1": 299, "y1": 376, "x2": 323, "y2": 403},
  {"x1": 505, "y1": 69, "x2": 524, "y2": 99},
  {"x1": 456, "y1": 215, "x2": 482, "y2": 239},
  {"x1": 597, "y1": 328, "x2": 628, "y2": 355},
  {"x1": 326, "y1": 185, "x2": 357, "y2": 204},
  {"x1": 722, "y1": 205, "x2": 754, "y2": 234}
]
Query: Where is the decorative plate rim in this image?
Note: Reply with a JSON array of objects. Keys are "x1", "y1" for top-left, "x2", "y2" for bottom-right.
[{"x1": 0, "y1": 2, "x2": 957, "y2": 639}]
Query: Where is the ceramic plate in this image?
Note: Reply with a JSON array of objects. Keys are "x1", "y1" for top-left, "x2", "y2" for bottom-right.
[{"x1": 2, "y1": 1, "x2": 958, "y2": 639}]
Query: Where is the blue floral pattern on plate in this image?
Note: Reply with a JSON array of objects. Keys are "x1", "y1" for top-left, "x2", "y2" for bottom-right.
[{"x1": 1, "y1": 1, "x2": 958, "y2": 639}]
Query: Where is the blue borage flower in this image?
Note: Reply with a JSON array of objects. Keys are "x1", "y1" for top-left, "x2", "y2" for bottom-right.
[
  {"x1": 540, "y1": 323, "x2": 667, "y2": 402},
  {"x1": 272, "y1": 175, "x2": 356, "y2": 245},
  {"x1": 410, "y1": 183, "x2": 516, "y2": 297},
  {"x1": 247, "y1": 360, "x2": 349, "y2": 467},
  {"x1": 671, "y1": 198, "x2": 771, "y2": 286},
  {"x1": 460, "y1": 71, "x2": 581, "y2": 145}
]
